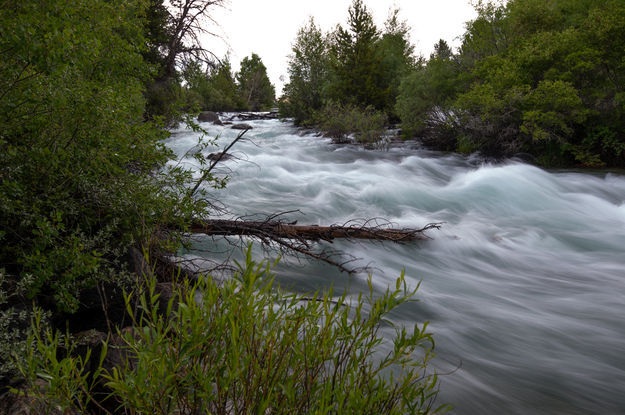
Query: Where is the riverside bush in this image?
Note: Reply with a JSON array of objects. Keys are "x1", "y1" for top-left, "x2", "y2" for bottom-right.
[
  {"x1": 317, "y1": 102, "x2": 389, "y2": 148},
  {"x1": 396, "y1": 0, "x2": 625, "y2": 166},
  {"x1": 14, "y1": 250, "x2": 445, "y2": 414},
  {"x1": 0, "y1": 0, "x2": 223, "y2": 385},
  {"x1": 0, "y1": 0, "x2": 218, "y2": 314}
]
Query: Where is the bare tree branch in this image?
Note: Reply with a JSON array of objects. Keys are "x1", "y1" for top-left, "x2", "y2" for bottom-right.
[{"x1": 188, "y1": 127, "x2": 249, "y2": 197}]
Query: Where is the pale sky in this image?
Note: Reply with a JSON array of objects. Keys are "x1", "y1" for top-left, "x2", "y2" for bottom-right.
[{"x1": 204, "y1": 0, "x2": 477, "y2": 94}]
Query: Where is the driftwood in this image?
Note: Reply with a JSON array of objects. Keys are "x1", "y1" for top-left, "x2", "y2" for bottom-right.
[
  {"x1": 178, "y1": 217, "x2": 441, "y2": 273},
  {"x1": 187, "y1": 219, "x2": 438, "y2": 243}
]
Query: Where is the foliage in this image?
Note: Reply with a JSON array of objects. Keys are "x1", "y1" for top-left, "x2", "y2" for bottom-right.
[
  {"x1": 142, "y1": 0, "x2": 172, "y2": 74},
  {"x1": 0, "y1": 0, "x2": 219, "y2": 314},
  {"x1": 145, "y1": 78, "x2": 190, "y2": 125},
  {"x1": 13, "y1": 311, "x2": 106, "y2": 414},
  {"x1": 236, "y1": 53, "x2": 276, "y2": 111},
  {"x1": 397, "y1": 0, "x2": 625, "y2": 166},
  {"x1": 0, "y1": 269, "x2": 51, "y2": 384},
  {"x1": 377, "y1": 9, "x2": 417, "y2": 119},
  {"x1": 396, "y1": 39, "x2": 462, "y2": 142},
  {"x1": 317, "y1": 102, "x2": 389, "y2": 147},
  {"x1": 183, "y1": 57, "x2": 246, "y2": 112},
  {"x1": 280, "y1": 18, "x2": 329, "y2": 125},
  {"x1": 281, "y1": 1, "x2": 415, "y2": 136},
  {"x1": 327, "y1": 0, "x2": 386, "y2": 110},
  {"x1": 15, "y1": 251, "x2": 445, "y2": 414}
]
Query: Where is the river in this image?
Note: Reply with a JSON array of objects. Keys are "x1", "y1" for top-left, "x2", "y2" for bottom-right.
[{"x1": 167, "y1": 117, "x2": 625, "y2": 414}]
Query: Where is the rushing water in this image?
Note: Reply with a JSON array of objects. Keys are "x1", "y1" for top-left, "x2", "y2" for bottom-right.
[{"x1": 167, "y1": 117, "x2": 625, "y2": 414}]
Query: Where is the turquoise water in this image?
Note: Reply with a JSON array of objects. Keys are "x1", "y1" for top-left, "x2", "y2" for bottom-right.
[{"x1": 167, "y1": 118, "x2": 625, "y2": 414}]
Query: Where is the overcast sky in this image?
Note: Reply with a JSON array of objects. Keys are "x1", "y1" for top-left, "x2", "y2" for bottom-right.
[{"x1": 204, "y1": 0, "x2": 477, "y2": 94}]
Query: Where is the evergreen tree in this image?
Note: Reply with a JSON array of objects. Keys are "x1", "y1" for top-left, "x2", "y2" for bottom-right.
[
  {"x1": 184, "y1": 57, "x2": 244, "y2": 111},
  {"x1": 143, "y1": 0, "x2": 172, "y2": 73},
  {"x1": 236, "y1": 53, "x2": 276, "y2": 111},
  {"x1": 210, "y1": 57, "x2": 245, "y2": 111},
  {"x1": 281, "y1": 18, "x2": 329, "y2": 125},
  {"x1": 377, "y1": 8, "x2": 416, "y2": 118},
  {"x1": 327, "y1": 0, "x2": 386, "y2": 109},
  {"x1": 432, "y1": 39, "x2": 453, "y2": 60}
]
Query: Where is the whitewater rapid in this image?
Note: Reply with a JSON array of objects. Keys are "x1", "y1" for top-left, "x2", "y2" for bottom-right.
[{"x1": 167, "y1": 117, "x2": 625, "y2": 414}]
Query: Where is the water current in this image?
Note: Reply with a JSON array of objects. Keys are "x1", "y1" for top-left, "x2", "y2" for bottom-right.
[{"x1": 167, "y1": 117, "x2": 625, "y2": 414}]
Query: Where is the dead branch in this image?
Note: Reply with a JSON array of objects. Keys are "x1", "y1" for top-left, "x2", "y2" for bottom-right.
[
  {"x1": 186, "y1": 219, "x2": 440, "y2": 243},
  {"x1": 189, "y1": 127, "x2": 249, "y2": 197}
]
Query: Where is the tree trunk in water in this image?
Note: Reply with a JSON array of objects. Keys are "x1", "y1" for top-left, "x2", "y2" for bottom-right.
[{"x1": 186, "y1": 219, "x2": 439, "y2": 242}]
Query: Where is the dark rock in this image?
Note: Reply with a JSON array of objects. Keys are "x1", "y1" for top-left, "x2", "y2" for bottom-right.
[
  {"x1": 72, "y1": 328, "x2": 139, "y2": 378},
  {"x1": 198, "y1": 111, "x2": 222, "y2": 125},
  {"x1": 512, "y1": 152, "x2": 536, "y2": 163},
  {"x1": 207, "y1": 151, "x2": 234, "y2": 161},
  {"x1": 231, "y1": 123, "x2": 253, "y2": 130},
  {"x1": 105, "y1": 327, "x2": 139, "y2": 370},
  {"x1": 129, "y1": 246, "x2": 152, "y2": 279},
  {"x1": 73, "y1": 328, "x2": 139, "y2": 414}
]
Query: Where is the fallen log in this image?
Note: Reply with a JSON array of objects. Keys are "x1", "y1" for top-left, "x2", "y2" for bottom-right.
[{"x1": 187, "y1": 219, "x2": 439, "y2": 242}]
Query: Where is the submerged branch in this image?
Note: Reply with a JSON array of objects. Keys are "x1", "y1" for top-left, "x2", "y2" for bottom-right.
[
  {"x1": 186, "y1": 219, "x2": 440, "y2": 242},
  {"x1": 175, "y1": 216, "x2": 441, "y2": 274}
]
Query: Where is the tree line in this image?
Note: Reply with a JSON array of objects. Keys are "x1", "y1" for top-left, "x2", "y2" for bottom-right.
[
  {"x1": 143, "y1": 0, "x2": 275, "y2": 119},
  {"x1": 280, "y1": 0, "x2": 625, "y2": 167}
]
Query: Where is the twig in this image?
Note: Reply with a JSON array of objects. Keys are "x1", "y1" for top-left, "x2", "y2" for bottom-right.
[{"x1": 189, "y1": 127, "x2": 249, "y2": 197}]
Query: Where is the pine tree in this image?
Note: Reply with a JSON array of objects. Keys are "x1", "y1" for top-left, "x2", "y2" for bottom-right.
[
  {"x1": 327, "y1": 0, "x2": 386, "y2": 109},
  {"x1": 236, "y1": 54, "x2": 275, "y2": 111}
]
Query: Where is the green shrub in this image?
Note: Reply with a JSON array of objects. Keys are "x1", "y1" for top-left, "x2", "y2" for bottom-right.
[
  {"x1": 0, "y1": 0, "x2": 217, "y2": 314},
  {"x1": 0, "y1": 269, "x2": 52, "y2": 384},
  {"x1": 15, "y1": 251, "x2": 445, "y2": 414},
  {"x1": 317, "y1": 102, "x2": 389, "y2": 148}
]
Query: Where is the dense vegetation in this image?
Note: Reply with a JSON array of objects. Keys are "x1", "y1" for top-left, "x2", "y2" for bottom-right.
[
  {"x1": 280, "y1": 0, "x2": 414, "y2": 140},
  {"x1": 0, "y1": 0, "x2": 439, "y2": 412},
  {"x1": 183, "y1": 53, "x2": 276, "y2": 113},
  {"x1": 0, "y1": 0, "x2": 215, "y2": 381},
  {"x1": 281, "y1": 0, "x2": 625, "y2": 167},
  {"x1": 16, "y1": 254, "x2": 443, "y2": 414},
  {"x1": 142, "y1": 0, "x2": 276, "y2": 118}
]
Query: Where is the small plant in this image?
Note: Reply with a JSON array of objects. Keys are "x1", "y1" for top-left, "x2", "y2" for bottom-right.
[
  {"x1": 14, "y1": 249, "x2": 446, "y2": 414},
  {"x1": 12, "y1": 312, "x2": 108, "y2": 414}
]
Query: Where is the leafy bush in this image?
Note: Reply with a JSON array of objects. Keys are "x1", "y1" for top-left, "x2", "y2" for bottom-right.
[
  {"x1": 0, "y1": 0, "x2": 214, "y2": 314},
  {"x1": 15, "y1": 251, "x2": 445, "y2": 414},
  {"x1": 393, "y1": 0, "x2": 625, "y2": 166},
  {"x1": 317, "y1": 102, "x2": 389, "y2": 148},
  {"x1": 396, "y1": 45, "x2": 461, "y2": 140},
  {"x1": 0, "y1": 269, "x2": 53, "y2": 384}
]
